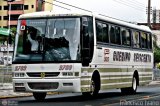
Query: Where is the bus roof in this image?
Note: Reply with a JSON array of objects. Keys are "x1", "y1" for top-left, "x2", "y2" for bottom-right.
[{"x1": 19, "y1": 11, "x2": 151, "y2": 33}]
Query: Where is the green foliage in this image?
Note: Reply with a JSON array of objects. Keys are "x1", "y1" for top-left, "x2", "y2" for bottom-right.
[
  {"x1": 11, "y1": 27, "x2": 17, "y2": 36},
  {"x1": 10, "y1": 27, "x2": 17, "y2": 44},
  {"x1": 157, "y1": 63, "x2": 160, "y2": 69},
  {"x1": 154, "y1": 41, "x2": 160, "y2": 63}
]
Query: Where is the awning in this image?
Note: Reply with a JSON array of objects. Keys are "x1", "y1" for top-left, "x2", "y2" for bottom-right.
[{"x1": 0, "y1": 28, "x2": 10, "y2": 36}]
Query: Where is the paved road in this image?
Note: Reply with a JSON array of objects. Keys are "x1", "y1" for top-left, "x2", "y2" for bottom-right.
[{"x1": 1, "y1": 85, "x2": 160, "y2": 106}]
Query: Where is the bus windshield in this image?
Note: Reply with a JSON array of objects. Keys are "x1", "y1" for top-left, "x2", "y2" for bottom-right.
[{"x1": 14, "y1": 18, "x2": 81, "y2": 63}]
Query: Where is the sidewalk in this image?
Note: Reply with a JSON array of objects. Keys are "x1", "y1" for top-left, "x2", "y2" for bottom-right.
[
  {"x1": 0, "y1": 83, "x2": 32, "y2": 99},
  {"x1": 0, "y1": 81, "x2": 160, "y2": 99}
]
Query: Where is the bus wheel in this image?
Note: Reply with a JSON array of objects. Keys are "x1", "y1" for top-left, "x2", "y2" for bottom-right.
[
  {"x1": 82, "y1": 78, "x2": 99, "y2": 97},
  {"x1": 33, "y1": 92, "x2": 46, "y2": 101},
  {"x1": 121, "y1": 76, "x2": 137, "y2": 94},
  {"x1": 131, "y1": 76, "x2": 137, "y2": 94}
]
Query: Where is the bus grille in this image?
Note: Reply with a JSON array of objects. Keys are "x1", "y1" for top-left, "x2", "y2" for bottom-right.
[
  {"x1": 28, "y1": 82, "x2": 59, "y2": 90},
  {"x1": 27, "y1": 72, "x2": 60, "y2": 77}
]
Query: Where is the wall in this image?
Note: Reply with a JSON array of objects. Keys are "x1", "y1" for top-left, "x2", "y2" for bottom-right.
[{"x1": 152, "y1": 30, "x2": 160, "y2": 47}]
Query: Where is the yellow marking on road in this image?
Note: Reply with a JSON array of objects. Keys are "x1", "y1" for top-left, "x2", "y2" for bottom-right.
[{"x1": 143, "y1": 96, "x2": 150, "y2": 100}]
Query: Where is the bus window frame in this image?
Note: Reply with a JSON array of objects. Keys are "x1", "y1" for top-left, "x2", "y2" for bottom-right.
[
  {"x1": 132, "y1": 30, "x2": 141, "y2": 49},
  {"x1": 95, "y1": 20, "x2": 109, "y2": 44},
  {"x1": 91, "y1": 18, "x2": 153, "y2": 52},
  {"x1": 141, "y1": 31, "x2": 148, "y2": 49},
  {"x1": 121, "y1": 27, "x2": 131, "y2": 47}
]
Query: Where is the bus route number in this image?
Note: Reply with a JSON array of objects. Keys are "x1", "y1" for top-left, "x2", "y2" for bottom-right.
[
  {"x1": 59, "y1": 65, "x2": 72, "y2": 71},
  {"x1": 15, "y1": 66, "x2": 27, "y2": 71}
]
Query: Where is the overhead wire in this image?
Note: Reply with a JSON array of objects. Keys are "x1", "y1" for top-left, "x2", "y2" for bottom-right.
[
  {"x1": 42, "y1": 0, "x2": 70, "y2": 10},
  {"x1": 43, "y1": 0, "x2": 146, "y2": 23},
  {"x1": 113, "y1": 0, "x2": 146, "y2": 12},
  {"x1": 119, "y1": 0, "x2": 146, "y2": 9},
  {"x1": 125, "y1": 0, "x2": 145, "y2": 7},
  {"x1": 53, "y1": 0, "x2": 92, "y2": 13}
]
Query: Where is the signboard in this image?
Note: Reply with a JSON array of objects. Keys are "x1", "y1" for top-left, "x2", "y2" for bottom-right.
[{"x1": 0, "y1": 28, "x2": 10, "y2": 36}]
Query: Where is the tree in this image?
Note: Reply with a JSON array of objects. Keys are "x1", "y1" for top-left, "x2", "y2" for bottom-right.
[
  {"x1": 10, "y1": 27, "x2": 17, "y2": 44},
  {"x1": 153, "y1": 34, "x2": 160, "y2": 63}
]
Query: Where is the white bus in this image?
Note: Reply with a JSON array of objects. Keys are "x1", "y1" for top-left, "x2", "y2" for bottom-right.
[{"x1": 12, "y1": 11, "x2": 153, "y2": 101}]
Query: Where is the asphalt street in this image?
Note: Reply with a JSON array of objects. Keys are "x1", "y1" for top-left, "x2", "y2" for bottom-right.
[{"x1": 1, "y1": 84, "x2": 160, "y2": 106}]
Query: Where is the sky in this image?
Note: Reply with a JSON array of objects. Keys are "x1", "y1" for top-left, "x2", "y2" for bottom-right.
[{"x1": 52, "y1": 0, "x2": 160, "y2": 23}]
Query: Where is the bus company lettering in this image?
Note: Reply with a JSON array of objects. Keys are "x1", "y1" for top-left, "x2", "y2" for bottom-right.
[
  {"x1": 113, "y1": 51, "x2": 131, "y2": 62},
  {"x1": 104, "y1": 49, "x2": 110, "y2": 62},
  {"x1": 134, "y1": 53, "x2": 151, "y2": 62}
]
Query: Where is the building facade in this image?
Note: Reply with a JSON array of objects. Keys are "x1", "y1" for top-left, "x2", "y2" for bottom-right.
[
  {"x1": 0, "y1": 0, "x2": 53, "y2": 28},
  {"x1": 153, "y1": 9, "x2": 160, "y2": 23},
  {"x1": 0, "y1": 0, "x2": 53, "y2": 65}
]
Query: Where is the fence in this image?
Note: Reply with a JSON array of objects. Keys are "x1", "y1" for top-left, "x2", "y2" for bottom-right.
[
  {"x1": 0, "y1": 66, "x2": 12, "y2": 86},
  {"x1": 153, "y1": 68, "x2": 160, "y2": 81}
]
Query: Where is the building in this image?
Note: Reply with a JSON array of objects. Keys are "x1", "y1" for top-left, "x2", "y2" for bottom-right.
[
  {"x1": 153, "y1": 9, "x2": 160, "y2": 23},
  {"x1": 0, "y1": 0, "x2": 53, "y2": 28},
  {"x1": 0, "y1": 0, "x2": 53, "y2": 65}
]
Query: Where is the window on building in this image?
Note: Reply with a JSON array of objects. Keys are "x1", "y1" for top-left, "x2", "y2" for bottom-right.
[
  {"x1": 10, "y1": 15, "x2": 19, "y2": 20},
  {"x1": 24, "y1": 5, "x2": 28, "y2": 10},
  {"x1": 4, "y1": 6, "x2": 8, "y2": 10},
  {"x1": 11, "y1": 4, "x2": 23, "y2": 10},
  {"x1": 96, "y1": 21, "x2": 109, "y2": 43},
  {"x1": 32, "y1": 5, "x2": 34, "y2": 8},
  {"x1": 133, "y1": 31, "x2": 140, "y2": 48},
  {"x1": 3, "y1": 16, "x2": 8, "y2": 20},
  {"x1": 121, "y1": 28, "x2": 131, "y2": 46},
  {"x1": 0, "y1": 6, "x2": 2, "y2": 10},
  {"x1": 0, "y1": 16, "x2": 1, "y2": 20},
  {"x1": 10, "y1": 25, "x2": 17, "y2": 28},
  {"x1": 3, "y1": 26, "x2": 8, "y2": 28}
]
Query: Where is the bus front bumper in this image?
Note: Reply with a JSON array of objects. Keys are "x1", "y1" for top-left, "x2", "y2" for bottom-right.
[{"x1": 13, "y1": 78, "x2": 81, "y2": 93}]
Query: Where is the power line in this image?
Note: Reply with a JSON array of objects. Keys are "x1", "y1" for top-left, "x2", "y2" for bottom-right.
[
  {"x1": 121, "y1": 0, "x2": 145, "y2": 7},
  {"x1": 42, "y1": 0, "x2": 70, "y2": 10},
  {"x1": 133, "y1": 0, "x2": 146, "y2": 6},
  {"x1": 53, "y1": 0, "x2": 92, "y2": 13},
  {"x1": 113, "y1": 0, "x2": 145, "y2": 12},
  {"x1": 119, "y1": 0, "x2": 145, "y2": 9},
  {"x1": 113, "y1": 0, "x2": 145, "y2": 11},
  {"x1": 43, "y1": 0, "x2": 144, "y2": 23}
]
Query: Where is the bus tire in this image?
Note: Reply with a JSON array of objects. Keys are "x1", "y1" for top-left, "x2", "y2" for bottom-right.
[
  {"x1": 82, "y1": 72, "x2": 100, "y2": 97},
  {"x1": 130, "y1": 75, "x2": 138, "y2": 94},
  {"x1": 121, "y1": 75, "x2": 137, "y2": 94},
  {"x1": 33, "y1": 92, "x2": 46, "y2": 101}
]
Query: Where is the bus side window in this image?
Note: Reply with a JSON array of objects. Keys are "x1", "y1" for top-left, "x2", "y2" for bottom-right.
[
  {"x1": 96, "y1": 21, "x2": 103, "y2": 42},
  {"x1": 141, "y1": 32, "x2": 148, "y2": 49},
  {"x1": 147, "y1": 33, "x2": 152, "y2": 49},
  {"x1": 133, "y1": 31, "x2": 140, "y2": 48},
  {"x1": 115, "y1": 26, "x2": 121, "y2": 45},
  {"x1": 110, "y1": 25, "x2": 121, "y2": 45},
  {"x1": 103, "y1": 24, "x2": 109, "y2": 43},
  {"x1": 96, "y1": 21, "x2": 109, "y2": 43},
  {"x1": 121, "y1": 28, "x2": 131, "y2": 46},
  {"x1": 110, "y1": 25, "x2": 115, "y2": 44}
]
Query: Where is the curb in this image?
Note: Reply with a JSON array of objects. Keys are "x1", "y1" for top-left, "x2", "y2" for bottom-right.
[
  {"x1": 0, "y1": 92, "x2": 60, "y2": 99},
  {"x1": 0, "y1": 93, "x2": 33, "y2": 99},
  {"x1": 148, "y1": 81, "x2": 160, "y2": 85}
]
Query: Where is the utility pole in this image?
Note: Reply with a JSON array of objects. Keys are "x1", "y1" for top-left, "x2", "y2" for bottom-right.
[{"x1": 147, "y1": 0, "x2": 151, "y2": 28}]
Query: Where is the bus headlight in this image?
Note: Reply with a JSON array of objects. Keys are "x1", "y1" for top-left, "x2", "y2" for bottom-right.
[
  {"x1": 13, "y1": 73, "x2": 25, "y2": 77},
  {"x1": 62, "y1": 72, "x2": 73, "y2": 76}
]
